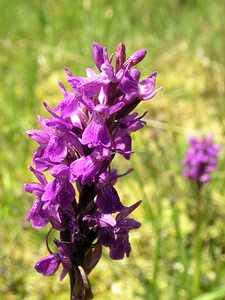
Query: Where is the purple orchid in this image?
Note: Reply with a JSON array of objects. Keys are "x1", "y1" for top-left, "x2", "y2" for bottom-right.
[
  {"x1": 42, "y1": 176, "x2": 75, "y2": 209},
  {"x1": 93, "y1": 42, "x2": 108, "y2": 71},
  {"x1": 24, "y1": 166, "x2": 49, "y2": 228},
  {"x1": 84, "y1": 200, "x2": 141, "y2": 259},
  {"x1": 35, "y1": 254, "x2": 61, "y2": 276},
  {"x1": 183, "y1": 135, "x2": 221, "y2": 186},
  {"x1": 27, "y1": 111, "x2": 83, "y2": 171},
  {"x1": 113, "y1": 112, "x2": 147, "y2": 159},
  {"x1": 95, "y1": 169, "x2": 133, "y2": 213},
  {"x1": 120, "y1": 70, "x2": 162, "y2": 101},
  {"x1": 81, "y1": 100, "x2": 124, "y2": 147},
  {"x1": 25, "y1": 42, "x2": 161, "y2": 299},
  {"x1": 70, "y1": 146, "x2": 111, "y2": 185},
  {"x1": 95, "y1": 170, "x2": 123, "y2": 213},
  {"x1": 35, "y1": 240, "x2": 73, "y2": 281}
]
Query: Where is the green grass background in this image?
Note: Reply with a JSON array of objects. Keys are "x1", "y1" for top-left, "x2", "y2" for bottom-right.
[{"x1": 0, "y1": 0, "x2": 224, "y2": 299}]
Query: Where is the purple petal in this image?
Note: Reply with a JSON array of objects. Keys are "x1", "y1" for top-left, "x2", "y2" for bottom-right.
[
  {"x1": 128, "y1": 118, "x2": 146, "y2": 133},
  {"x1": 100, "y1": 62, "x2": 114, "y2": 81},
  {"x1": 35, "y1": 254, "x2": 61, "y2": 276},
  {"x1": 97, "y1": 213, "x2": 116, "y2": 227},
  {"x1": 64, "y1": 131, "x2": 84, "y2": 156},
  {"x1": 141, "y1": 87, "x2": 163, "y2": 100},
  {"x1": 120, "y1": 71, "x2": 138, "y2": 94},
  {"x1": 29, "y1": 166, "x2": 48, "y2": 185},
  {"x1": 47, "y1": 205, "x2": 63, "y2": 229},
  {"x1": 45, "y1": 118, "x2": 72, "y2": 133},
  {"x1": 33, "y1": 146, "x2": 51, "y2": 171},
  {"x1": 96, "y1": 185, "x2": 123, "y2": 213},
  {"x1": 80, "y1": 95, "x2": 95, "y2": 112},
  {"x1": 98, "y1": 228, "x2": 115, "y2": 247},
  {"x1": 51, "y1": 164, "x2": 70, "y2": 178},
  {"x1": 70, "y1": 154, "x2": 103, "y2": 185},
  {"x1": 42, "y1": 178, "x2": 75, "y2": 208},
  {"x1": 200, "y1": 174, "x2": 211, "y2": 184},
  {"x1": 140, "y1": 72, "x2": 158, "y2": 88},
  {"x1": 45, "y1": 136, "x2": 67, "y2": 162},
  {"x1": 86, "y1": 67, "x2": 97, "y2": 78},
  {"x1": 56, "y1": 92, "x2": 79, "y2": 118},
  {"x1": 24, "y1": 182, "x2": 44, "y2": 196},
  {"x1": 26, "y1": 130, "x2": 49, "y2": 144},
  {"x1": 109, "y1": 234, "x2": 131, "y2": 260},
  {"x1": 77, "y1": 79, "x2": 102, "y2": 98},
  {"x1": 130, "y1": 69, "x2": 141, "y2": 81},
  {"x1": 114, "y1": 133, "x2": 132, "y2": 160},
  {"x1": 70, "y1": 157, "x2": 86, "y2": 183},
  {"x1": 60, "y1": 267, "x2": 68, "y2": 281},
  {"x1": 82, "y1": 120, "x2": 111, "y2": 147},
  {"x1": 109, "y1": 102, "x2": 124, "y2": 115},
  {"x1": 58, "y1": 179, "x2": 76, "y2": 207},
  {"x1": 26, "y1": 199, "x2": 49, "y2": 228},
  {"x1": 58, "y1": 81, "x2": 67, "y2": 96},
  {"x1": 42, "y1": 181, "x2": 57, "y2": 202},
  {"x1": 139, "y1": 72, "x2": 158, "y2": 99},
  {"x1": 98, "y1": 169, "x2": 118, "y2": 186},
  {"x1": 116, "y1": 200, "x2": 142, "y2": 222},
  {"x1": 37, "y1": 115, "x2": 50, "y2": 133},
  {"x1": 117, "y1": 218, "x2": 141, "y2": 231},
  {"x1": 93, "y1": 42, "x2": 105, "y2": 70}
]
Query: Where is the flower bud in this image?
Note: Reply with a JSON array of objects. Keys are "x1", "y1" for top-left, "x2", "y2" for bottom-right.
[
  {"x1": 124, "y1": 48, "x2": 147, "y2": 68},
  {"x1": 116, "y1": 42, "x2": 126, "y2": 71}
]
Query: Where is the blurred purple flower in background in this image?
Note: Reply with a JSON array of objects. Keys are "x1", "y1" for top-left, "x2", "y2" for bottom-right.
[
  {"x1": 25, "y1": 42, "x2": 161, "y2": 299},
  {"x1": 183, "y1": 135, "x2": 221, "y2": 186}
]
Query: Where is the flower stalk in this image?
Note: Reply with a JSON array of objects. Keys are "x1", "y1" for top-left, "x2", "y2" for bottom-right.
[
  {"x1": 193, "y1": 182, "x2": 203, "y2": 295},
  {"x1": 183, "y1": 135, "x2": 221, "y2": 296}
]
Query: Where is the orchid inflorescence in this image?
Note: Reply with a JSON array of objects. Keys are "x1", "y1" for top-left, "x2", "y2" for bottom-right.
[
  {"x1": 24, "y1": 42, "x2": 162, "y2": 299},
  {"x1": 183, "y1": 135, "x2": 221, "y2": 187}
]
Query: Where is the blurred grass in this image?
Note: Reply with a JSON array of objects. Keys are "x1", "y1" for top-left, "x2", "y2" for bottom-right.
[{"x1": 0, "y1": 0, "x2": 224, "y2": 299}]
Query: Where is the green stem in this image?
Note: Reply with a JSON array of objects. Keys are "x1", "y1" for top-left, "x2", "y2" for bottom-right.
[
  {"x1": 151, "y1": 197, "x2": 162, "y2": 299},
  {"x1": 170, "y1": 198, "x2": 189, "y2": 294},
  {"x1": 69, "y1": 269, "x2": 76, "y2": 300},
  {"x1": 193, "y1": 183, "x2": 203, "y2": 295}
]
